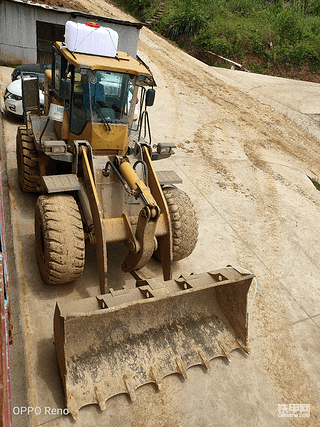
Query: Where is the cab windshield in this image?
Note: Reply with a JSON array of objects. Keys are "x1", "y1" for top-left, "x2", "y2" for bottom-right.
[{"x1": 70, "y1": 69, "x2": 136, "y2": 134}]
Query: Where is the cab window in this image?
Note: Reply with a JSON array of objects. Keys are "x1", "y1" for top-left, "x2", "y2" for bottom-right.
[{"x1": 51, "y1": 48, "x2": 67, "y2": 97}]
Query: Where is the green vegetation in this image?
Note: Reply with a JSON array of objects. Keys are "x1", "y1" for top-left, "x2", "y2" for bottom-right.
[
  {"x1": 111, "y1": 0, "x2": 320, "y2": 78},
  {"x1": 113, "y1": 0, "x2": 161, "y2": 22},
  {"x1": 309, "y1": 176, "x2": 320, "y2": 190}
]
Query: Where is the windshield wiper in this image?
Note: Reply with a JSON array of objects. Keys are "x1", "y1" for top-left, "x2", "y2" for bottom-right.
[{"x1": 94, "y1": 102, "x2": 111, "y2": 132}]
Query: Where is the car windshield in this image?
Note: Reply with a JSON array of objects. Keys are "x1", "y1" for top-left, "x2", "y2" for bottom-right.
[{"x1": 71, "y1": 69, "x2": 136, "y2": 132}]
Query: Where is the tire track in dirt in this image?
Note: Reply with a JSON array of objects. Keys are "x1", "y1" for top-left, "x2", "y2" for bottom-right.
[{"x1": 139, "y1": 33, "x2": 320, "y2": 175}]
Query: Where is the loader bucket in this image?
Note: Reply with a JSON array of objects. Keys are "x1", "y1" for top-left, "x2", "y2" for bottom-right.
[{"x1": 54, "y1": 267, "x2": 254, "y2": 419}]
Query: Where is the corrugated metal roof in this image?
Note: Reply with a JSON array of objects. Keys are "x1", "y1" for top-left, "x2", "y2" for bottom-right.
[{"x1": 1, "y1": 0, "x2": 143, "y2": 28}]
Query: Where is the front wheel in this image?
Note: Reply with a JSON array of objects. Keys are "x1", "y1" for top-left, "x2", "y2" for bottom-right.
[
  {"x1": 35, "y1": 194, "x2": 85, "y2": 284},
  {"x1": 158, "y1": 187, "x2": 198, "y2": 262}
]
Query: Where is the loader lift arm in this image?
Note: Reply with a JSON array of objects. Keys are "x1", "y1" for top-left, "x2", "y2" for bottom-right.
[{"x1": 79, "y1": 143, "x2": 172, "y2": 294}]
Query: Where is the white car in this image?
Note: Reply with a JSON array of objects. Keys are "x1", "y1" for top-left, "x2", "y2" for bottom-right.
[{"x1": 4, "y1": 77, "x2": 45, "y2": 117}]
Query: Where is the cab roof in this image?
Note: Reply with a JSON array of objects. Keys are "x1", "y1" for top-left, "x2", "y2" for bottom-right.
[{"x1": 55, "y1": 42, "x2": 155, "y2": 85}]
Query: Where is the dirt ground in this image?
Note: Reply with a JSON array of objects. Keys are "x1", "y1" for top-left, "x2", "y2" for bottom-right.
[{"x1": 1, "y1": 0, "x2": 320, "y2": 426}]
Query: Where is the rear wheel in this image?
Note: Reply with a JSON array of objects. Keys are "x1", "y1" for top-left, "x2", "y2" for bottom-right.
[
  {"x1": 35, "y1": 194, "x2": 85, "y2": 284},
  {"x1": 16, "y1": 126, "x2": 40, "y2": 192},
  {"x1": 160, "y1": 187, "x2": 198, "y2": 262}
]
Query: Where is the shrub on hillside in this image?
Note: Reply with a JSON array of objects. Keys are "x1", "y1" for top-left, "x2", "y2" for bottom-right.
[{"x1": 164, "y1": 0, "x2": 209, "y2": 41}]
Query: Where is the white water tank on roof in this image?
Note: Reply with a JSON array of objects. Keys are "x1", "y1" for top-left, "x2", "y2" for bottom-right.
[{"x1": 64, "y1": 21, "x2": 118, "y2": 57}]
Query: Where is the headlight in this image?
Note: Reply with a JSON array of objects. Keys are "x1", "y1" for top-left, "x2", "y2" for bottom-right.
[{"x1": 8, "y1": 93, "x2": 22, "y2": 101}]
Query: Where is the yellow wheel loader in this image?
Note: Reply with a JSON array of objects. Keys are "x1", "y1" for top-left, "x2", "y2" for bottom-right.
[{"x1": 16, "y1": 22, "x2": 255, "y2": 420}]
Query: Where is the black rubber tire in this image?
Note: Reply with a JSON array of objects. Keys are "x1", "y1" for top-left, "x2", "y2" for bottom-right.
[
  {"x1": 161, "y1": 187, "x2": 198, "y2": 262},
  {"x1": 35, "y1": 194, "x2": 85, "y2": 284},
  {"x1": 16, "y1": 126, "x2": 40, "y2": 192}
]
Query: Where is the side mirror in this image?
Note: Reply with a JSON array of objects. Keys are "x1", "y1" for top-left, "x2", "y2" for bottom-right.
[
  {"x1": 60, "y1": 79, "x2": 71, "y2": 100},
  {"x1": 146, "y1": 88, "x2": 155, "y2": 107}
]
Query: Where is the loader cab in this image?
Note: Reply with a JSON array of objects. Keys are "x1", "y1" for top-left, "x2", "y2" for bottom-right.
[
  {"x1": 69, "y1": 68, "x2": 137, "y2": 135},
  {"x1": 48, "y1": 42, "x2": 155, "y2": 155}
]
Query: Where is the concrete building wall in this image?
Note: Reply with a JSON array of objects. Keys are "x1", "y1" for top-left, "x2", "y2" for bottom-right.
[
  {"x1": 0, "y1": 0, "x2": 141, "y2": 65},
  {"x1": 0, "y1": 1, "x2": 66, "y2": 64},
  {"x1": 0, "y1": 1, "x2": 38, "y2": 64}
]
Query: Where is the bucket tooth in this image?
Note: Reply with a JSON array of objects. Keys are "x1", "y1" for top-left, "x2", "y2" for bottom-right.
[
  {"x1": 123, "y1": 374, "x2": 137, "y2": 402},
  {"x1": 197, "y1": 348, "x2": 211, "y2": 370},
  {"x1": 149, "y1": 366, "x2": 163, "y2": 391},
  {"x1": 94, "y1": 386, "x2": 106, "y2": 411},
  {"x1": 67, "y1": 396, "x2": 80, "y2": 421},
  {"x1": 236, "y1": 339, "x2": 251, "y2": 355},
  {"x1": 175, "y1": 356, "x2": 188, "y2": 379},
  {"x1": 70, "y1": 409, "x2": 79, "y2": 421},
  {"x1": 218, "y1": 340, "x2": 232, "y2": 363},
  {"x1": 68, "y1": 402, "x2": 79, "y2": 421}
]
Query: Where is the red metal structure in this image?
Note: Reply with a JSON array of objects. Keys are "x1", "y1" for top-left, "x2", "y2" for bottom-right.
[{"x1": 0, "y1": 167, "x2": 13, "y2": 427}]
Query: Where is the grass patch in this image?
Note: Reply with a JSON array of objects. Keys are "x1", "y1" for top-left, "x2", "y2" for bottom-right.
[
  {"x1": 113, "y1": 0, "x2": 160, "y2": 22},
  {"x1": 309, "y1": 176, "x2": 320, "y2": 191}
]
